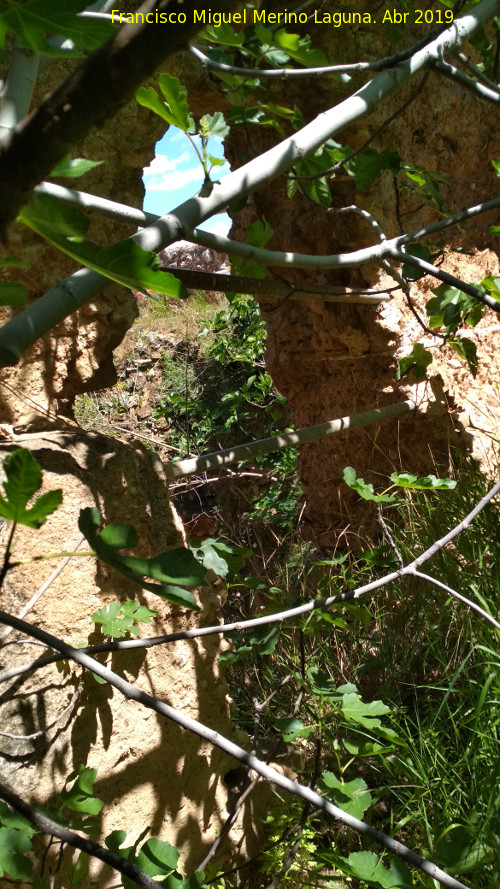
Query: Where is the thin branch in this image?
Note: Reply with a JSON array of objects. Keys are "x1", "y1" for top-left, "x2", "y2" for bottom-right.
[
  {"x1": 389, "y1": 249, "x2": 498, "y2": 311},
  {"x1": 0, "y1": 610, "x2": 473, "y2": 889},
  {"x1": 0, "y1": 782, "x2": 159, "y2": 889},
  {"x1": 169, "y1": 400, "x2": 415, "y2": 479},
  {"x1": 0, "y1": 536, "x2": 85, "y2": 642},
  {"x1": 189, "y1": 43, "x2": 382, "y2": 77},
  {"x1": 411, "y1": 570, "x2": 500, "y2": 630},
  {"x1": 456, "y1": 51, "x2": 500, "y2": 90},
  {"x1": 2, "y1": 480, "x2": 498, "y2": 688},
  {"x1": 434, "y1": 57, "x2": 500, "y2": 102},
  {"x1": 0, "y1": 681, "x2": 82, "y2": 741},
  {"x1": 162, "y1": 267, "x2": 390, "y2": 303},
  {"x1": 399, "y1": 196, "x2": 500, "y2": 244}
]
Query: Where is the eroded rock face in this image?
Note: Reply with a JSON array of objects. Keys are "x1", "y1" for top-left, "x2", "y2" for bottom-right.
[
  {"x1": 0, "y1": 27, "x2": 256, "y2": 882},
  {"x1": 224, "y1": 20, "x2": 500, "y2": 545},
  {"x1": 0, "y1": 429, "x2": 245, "y2": 883}
]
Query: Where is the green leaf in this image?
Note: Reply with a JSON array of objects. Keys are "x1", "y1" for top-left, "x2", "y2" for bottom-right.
[
  {"x1": 0, "y1": 0, "x2": 114, "y2": 58},
  {"x1": 448, "y1": 337, "x2": 478, "y2": 377},
  {"x1": 18, "y1": 194, "x2": 187, "y2": 299},
  {"x1": 274, "y1": 718, "x2": 314, "y2": 742},
  {"x1": 319, "y1": 772, "x2": 372, "y2": 819},
  {"x1": 91, "y1": 602, "x2": 136, "y2": 638},
  {"x1": 190, "y1": 538, "x2": 249, "y2": 578},
  {"x1": 0, "y1": 827, "x2": 33, "y2": 879},
  {"x1": 61, "y1": 767, "x2": 103, "y2": 816},
  {"x1": 396, "y1": 343, "x2": 432, "y2": 381},
  {"x1": 79, "y1": 508, "x2": 204, "y2": 609},
  {"x1": 353, "y1": 148, "x2": 401, "y2": 190},
  {"x1": 137, "y1": 838, "x2": 179, "y2": 876},
  {"x1": 0, "y1": 449, "x2": 62, "y2": 528},
  {"x1": 343, "y1": 467, "x2": 396, "y2": 503},
  {"x1": 401, "y1": 243, "x2": 441, "y2": 280},
  {"x1": 390, "y1": 472, "x2": 457, "y2": 491},
  {"x1": 0, "y1": 281, "x2": 29, "y2": 307},
  {"x1": 49, "y1": 156, "x2": 103, "y2": 178},
  {"x1": 307, "y1": 666, "x2": 337, "y2": 698},
  {"x1": 0, "y1": 255, "x2": 24, "y2": 267},
  {"x1": 336, "y1": 851, "x2": 412, "y2": 888},
  {"x1": 204, "y1": 22, "x2": 245, "y2": 45},
  {"x1": 273, "y1": 29, "x2": 329, "y2": 67},
  {"x1": 480, "y1": 274, "x2": 500, "y2": 301},
  {"x1": 0, "y1": 803, "x2": 36, "y2": 837},
  {"x1": 198, "y1": 112, "x2": 229, "y2": 140},
  {"x1": 136, "y1": 74, "x2": 195, "y2": 133}
]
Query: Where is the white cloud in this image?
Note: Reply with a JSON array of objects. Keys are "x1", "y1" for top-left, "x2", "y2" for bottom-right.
[
  {"x1": 143, "y1": 165, "x2": 203, "y2": 192},
  {"x1": 143, "y1": 150, "x2": 191, "y2": 176},
  {"x1": 202, "y1": 219, "x2": 231, "y2": 239}
]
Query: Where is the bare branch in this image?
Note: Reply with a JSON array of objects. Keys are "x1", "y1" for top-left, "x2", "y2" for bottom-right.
[
  {"x1": 434, "y1": 57, "x2": 500, "y2": 102},
  {"x1": 1, "y1": 0, "x2": 498, "y2": 364},
  {"x1": 411, "y1": 570, "x2": 500, "y2": 630},
  {"x1": 0, "y1": 609, "x2": 473, "y2": 889},
  {"x1": 2, "y1": 480, "x2": 498, "y2": 687},
  {"x1": 390, "y1": 249, "x2": 498, "y2": 311},
  {"x1": 0, "y1": 782, "x2": 159, "y2": 889},
  {"x1": 0, "y1": 0, "x2": 240, "y2": 238},
  {"x1": 0, "y1": 536, "x2": 85, "y2": 642},
  {"x1": 169, "y1": 400, "x2": 415, "y2": 479}
]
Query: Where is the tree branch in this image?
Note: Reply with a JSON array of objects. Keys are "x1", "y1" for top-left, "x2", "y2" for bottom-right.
[
  {"x1": 0, "y1": 609, "x2": 473, "y2": 889},
  {"x1": 2, "y1": 480, "x2": 498, "y2": 687},
  {"x1": 0, "y1": 782, "x2": 159, "y2": 889},
  {"x1": 1, "y1": 0, "x2": 498, "y2": 364},
  {"x1": 0, "y1": 0, "x2": 240, "y2": 239},
  {"x1": 434, "y1": 56, "x2": 500, "y2": 102},
  {"x1": 169, "y1": 400, "x2": 415, "y2": 479}
]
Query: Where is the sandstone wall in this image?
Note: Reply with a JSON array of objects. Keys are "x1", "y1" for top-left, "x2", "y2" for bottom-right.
[{"x1": 224, "y1": 13, "x2": 500, "y2": 545}]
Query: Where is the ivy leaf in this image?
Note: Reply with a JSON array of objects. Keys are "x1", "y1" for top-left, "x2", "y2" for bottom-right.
[
  {"x1": 136, "y1": 74, "x2": 195, "y2": 133},
  {"x1": 343, "y1": 467, "x2": 396, "y2": 504},
  {"x1": 396, "y1": 343, "x2": 432, "y2": 381},
  {"x1": 448, "y1": 337, "x2": 478, "y2": 377},
  {"x1": 0, "y1": 281, "x2": 29, "y2": 308},
  {"x1": 319, "y1": 772, "x2": 372, "y2": 819},
  {"x1": 79, "y1": 508, "x2": 204, "y2": 609},
  {"x1": 91, "y1": 602, "x2": 141, "y2": 638},
  {"x1": 0, "y1": 449, "x2": 62, "y2": 528},
  {"x1": 49, "y1": 156, "x2": 103, "y2": 178},
  {"x1": 18, "y1": 194, "x2": 187, "y2": 299}
]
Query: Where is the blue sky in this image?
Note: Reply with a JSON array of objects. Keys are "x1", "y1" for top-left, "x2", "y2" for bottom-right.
[{"x1": 142, "y1": 127, "x2": 231, "y2": 237}]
